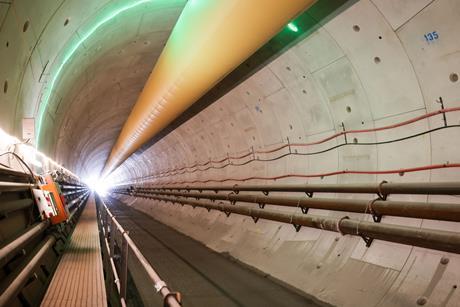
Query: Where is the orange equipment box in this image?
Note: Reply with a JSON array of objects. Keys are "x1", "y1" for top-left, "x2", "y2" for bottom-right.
[{"x1": 41, "y1": 175, "x2": 69, "y2": 224}]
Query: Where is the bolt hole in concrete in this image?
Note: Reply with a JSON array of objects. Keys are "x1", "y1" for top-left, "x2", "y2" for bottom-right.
[
  {"x1": 378, "y1": 35, "x2": 382, "y2": 39},
  {"x1": 353, "y1": 137, "x2": 358, "y2": 144},
  {"x1": 440, "y1": 256, "x2": 450, "y2": 264},
  {"x1": 374, "y1": 56, "x2": 381, "y2": 64},
  {"x1": 64, "y1": 18, "x2": 70, "y2": 26},
  {"x1": 417, "y1": 296, "x2": 428, "y2": 305},
  {"x1": 346, "y1": 106, "x2": 352, "y2": 113},
  {"x1": 5, "y1": 41, "x2": 8, "y2": 47},
  {"x1": 353, "y1": 24, "x2": 360, "y2": 32},
  {"x1": 450, "y1": 73, "x2": 459, "y2": 82},
  {"x1": 3, "y1": 80, "x2": 7, "y2": 93},
  {"x1": 23, "y1": 20, "x2": 29, "y2": 32}
]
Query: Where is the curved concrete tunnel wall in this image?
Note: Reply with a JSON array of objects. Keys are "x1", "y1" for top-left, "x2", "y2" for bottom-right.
[
  {"x1": 112, "y1": 1, "x2": 460, "y2": 306},
  {"x1": 1, "y1": 0, "x2": 460, "y2": 306},
  {"x1": 0, "y1": 0, "x2": 187, "y2": 180}
]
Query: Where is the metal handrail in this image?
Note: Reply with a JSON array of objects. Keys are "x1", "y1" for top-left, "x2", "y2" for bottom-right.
[{"x1": 97, "y1": 197, "x2": 181, "y2": 307}]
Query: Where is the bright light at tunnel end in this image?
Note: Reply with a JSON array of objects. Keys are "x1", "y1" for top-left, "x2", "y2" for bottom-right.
[{"x1": 85, "y1": 176, "x2": 113, "y2": 196}]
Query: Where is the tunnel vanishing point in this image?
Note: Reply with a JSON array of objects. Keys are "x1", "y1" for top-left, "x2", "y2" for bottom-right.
[{"x1": 0, "y1": 0, "x2": 460, "y2": 306}]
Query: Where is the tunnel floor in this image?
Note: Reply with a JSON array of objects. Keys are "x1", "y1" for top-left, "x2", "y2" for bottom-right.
[{"x1": 105, "y1": 197, "x2": 323, "y2": 307}]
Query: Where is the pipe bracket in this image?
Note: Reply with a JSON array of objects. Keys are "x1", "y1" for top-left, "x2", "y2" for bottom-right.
[
  {"x1": 376, "y1": 180, "x2": 388, "y2": 200},
  {"x1": 361, "y1": 235, "x2": 374, "y2": 248}
]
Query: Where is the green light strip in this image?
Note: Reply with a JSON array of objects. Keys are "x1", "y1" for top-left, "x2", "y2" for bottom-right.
[
  {"x1": 36, "y1": 0, "x2": 152, "y2": 148},
  {"x1": 287, "y1": 22, "x2": 298, "y2": 32}
]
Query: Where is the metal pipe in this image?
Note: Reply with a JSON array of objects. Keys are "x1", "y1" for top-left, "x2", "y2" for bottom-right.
[
  {"x1": 0, "y1": 221, "x2": 49, "y2": 266},
  {"x1": 102, "y1": 0, "x2": 316, "y2": 176},
  {"x1": 0, "y1": 199, "x2": 34, "y2": 215},
  {"x1": 134, "y1": 190, "x2": 460, "y2": 222},
  {"x1": 99, "y1": 199, "x2": 181, "y2": 307},
  {"x1": 68, "y1": 193, "x2": 89, "y2": 221},
  {"x1": 141, "y1": 194, "x2": 460, "y2": 254},
  {"x1": 63, "y1": 189, "x2": 86, "y2": 197},
  {"x1": 67, "y1": 192, "x2": 89, "y2": 211},
  {"x1": 0, "y1": 182, "x2": 35, "y2": 191},
  {"x1": 0, "y1": 236, "x2": 55, "y2": 306},
  {"x1": 137, "y1": 181, "x2": 460, "y2": 196}
]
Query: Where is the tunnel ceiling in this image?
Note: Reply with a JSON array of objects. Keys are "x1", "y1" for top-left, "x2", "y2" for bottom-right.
[{"x1": 0, "y1": 0, "x2": 186, "y2": 180}]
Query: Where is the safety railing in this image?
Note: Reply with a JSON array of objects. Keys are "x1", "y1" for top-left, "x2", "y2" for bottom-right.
[
  {"x1": 113, "y1": 181, "x2": 460, "y2": 254},
  {"x1": 96, "y1": 197, "x2": 181, "y2": 307}
]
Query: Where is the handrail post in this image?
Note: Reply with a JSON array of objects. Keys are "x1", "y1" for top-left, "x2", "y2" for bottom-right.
[
  {"x1": 119, "y1": 233, "x2": 129, "y2": 300},
  {"x1": 104, "y1": 209, "x2": 109, "y2": 235},
  {"x1": 109, "y1": 216, "x2": 115, "y2": 257}
]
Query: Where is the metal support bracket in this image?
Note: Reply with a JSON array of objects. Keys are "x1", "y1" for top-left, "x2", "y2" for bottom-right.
[
  {"x1": 293, "y1": 224, "x2": 302, "y2": 232},
  {"x1": 367, "y1": 198, "x2": 383, "y2": 223},
  {"x1": 376, "y1": 180, "x2": 388, "y2": 200},
  {"x1": 305, "y1": 192, "x2": 313, "y2": 198},
  {"x1": 361, "y1": 235, "x2": 374, "y2": 247},
  {"x1": 252, "y1": 216, "x2": 259, "y2": 223},
  {"x1": 436, "y1": 96, "x2": 448, "y2": 127},
  {"x1": 341, "y1": 122, "x2": 347, "y2": 144},
  {"x1": 258, "y1": 203, "x2": 265, "y2": 209},
  {"x1": 372, "y1": 213, "x2": 382, "y2": 223},
  {"x1": 301, "y1": 207, "x2": 309, "y2": 214}
]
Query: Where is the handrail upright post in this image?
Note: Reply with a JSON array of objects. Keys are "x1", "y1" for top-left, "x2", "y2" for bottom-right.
[
  {"x1": 120, "y1": 233, "x2": 129, "y2": 300},
  {"x1": 109, "y1": 218, "x2": 115, "y2": 257},
  {"x1": 104, "y1": 209, "x2": 109, "y2": 235}
]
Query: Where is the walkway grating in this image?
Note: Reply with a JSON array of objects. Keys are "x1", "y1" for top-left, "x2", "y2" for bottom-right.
[{"x1": 41, "y1": 194, "x2": 107, "y2": 307}]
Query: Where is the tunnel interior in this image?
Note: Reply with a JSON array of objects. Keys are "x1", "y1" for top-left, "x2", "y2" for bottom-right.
[{"x1": 0, "y1": 0, "x2": 460, "y2": 306}]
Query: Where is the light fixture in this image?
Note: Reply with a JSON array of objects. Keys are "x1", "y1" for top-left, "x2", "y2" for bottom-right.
[{"x1": 287, "y1": 22, "x2": 299, "y2": 32}]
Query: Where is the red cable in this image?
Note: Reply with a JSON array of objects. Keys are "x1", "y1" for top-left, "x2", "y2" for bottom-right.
[
  {"x1": 157, "y1": 163, "x2": 460, "y2": 185},
  {"x1": 152, "y1": 106, "x2": 460, "y2": 177}
]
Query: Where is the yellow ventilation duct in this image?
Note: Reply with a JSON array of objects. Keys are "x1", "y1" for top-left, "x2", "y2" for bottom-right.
[{"x1": 102, "y1": 0, "x2": 316, "y2": 177}]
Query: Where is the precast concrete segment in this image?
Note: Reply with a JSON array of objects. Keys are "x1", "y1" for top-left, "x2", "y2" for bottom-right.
[
  {"x1": 106, "y1": 197, "x2": 324, "y2": 307},
  {"x1": 41, "y1": 194, "x2": 107, "y2": 307},
  {"x1": 102, "y1": 0, "x2": 317, "y2": 177}
]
